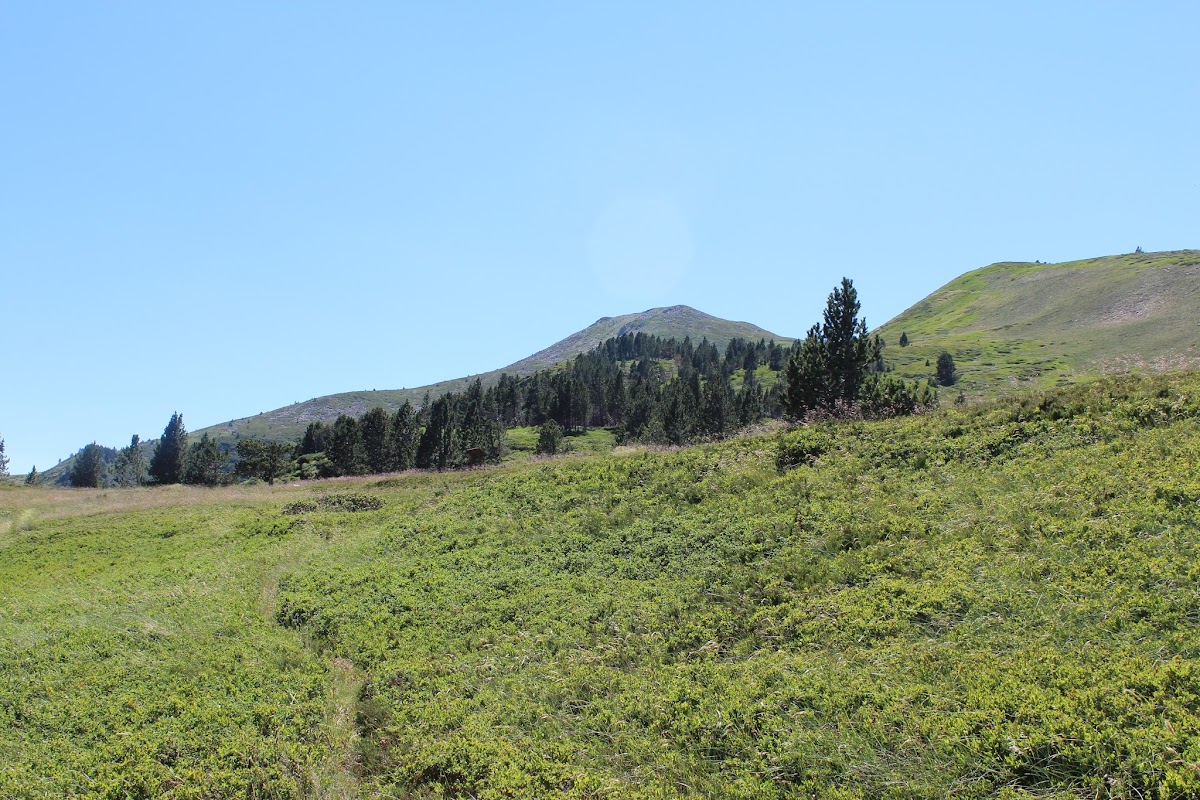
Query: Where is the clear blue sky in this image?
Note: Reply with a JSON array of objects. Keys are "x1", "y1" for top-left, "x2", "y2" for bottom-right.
[{"x1": 3, "y1": 2, "x2": 1197, "y2": 474}]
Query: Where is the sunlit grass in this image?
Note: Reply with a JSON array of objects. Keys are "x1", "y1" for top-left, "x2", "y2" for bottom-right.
[{"x1": 3, "y1": 373, "x2": 1200, "y2": 797}]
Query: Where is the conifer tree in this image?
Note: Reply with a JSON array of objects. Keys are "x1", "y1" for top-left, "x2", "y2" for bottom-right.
[
  {"x1": 183, "y1": 433, "x2": 226, "y2": 486},
  {"x1": 149, "y1": 412, "x2": 188, "y2": 485},
  {"x1": 936, "y1": 351, "x2": 958, "y2": 386},
  {"x1": 359, "y1": 407, "x2": 390, "y2": 474},
  {"x1": 701, "y1": 375, "x2": 736, "y2": 437},
  {"x1": 387, "y1": 402, "x2": 420, "y2": 471},
  {"x1": 536, "y1": 419, "x2": 563, "y2": 455},
  {"x1": 0, "y1": 435, "x2": 8, "y2": 476},
  {"x1": 822, "y1": 278, "x2": 872, "y2": 405},
  {"x1": 70, "y1": 443, "x2": 105, "y2": 488},
  {"x1": 234, "y1": 439, "x2": 292, "y2": 484},
  {"x1": 113, "y1": 435, "x2": 146, "y2": 487},
  {"x1": 328, "y1": 415, "x2": 364, "y2": 476},
  {"x1": 736, "y1": 370, "x2": 765, "y2": 426},
  {"x1": 767, "y1": 340, "x2": 785, "y2": 370},
  {"x1": 25, "y1": 465, "x2": 38, "y2": 485},
  {"x1": 783, "y1": 325, "x2": 829, "y2": 418},
  {"x1": 298, "y1": 422, "x2": 330, "y2": 456},
  {"x1": 784, "y1": 278, "x2": 874, "y2": 418},
  {"x1": 416, "y1": 396, "x2": 455, "y2": 471}
]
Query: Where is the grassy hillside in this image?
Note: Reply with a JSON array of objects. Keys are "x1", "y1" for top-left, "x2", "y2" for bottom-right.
[
  {"x1": 876, "y1": 249, "x2": 1200, "y2": 399},
  {"x1": 4, "y1": 373, "x2": 1200, "y2": 798}
]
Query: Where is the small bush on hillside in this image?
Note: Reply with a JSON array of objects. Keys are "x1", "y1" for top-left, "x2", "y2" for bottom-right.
[
  {"x1": 536, "y1": 420, "x2": 564, "y2": 455},
  {"x1": 283, "y1": 493, "x2": 384, "y2": 514},
  {"x1": 318, "y1": 493, "x2": 384, "y2": 512}
]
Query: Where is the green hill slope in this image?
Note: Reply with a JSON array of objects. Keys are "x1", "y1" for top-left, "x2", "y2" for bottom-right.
[
  {"x1": 197, "y1": 304, "x2": 789, "y2": 445},
  {"x1": 875, "y1": 249, "x2": 1200, "y2": 398},
  {"x1": 4, "y1": 373, "x2": 1200, "y2": 797}
]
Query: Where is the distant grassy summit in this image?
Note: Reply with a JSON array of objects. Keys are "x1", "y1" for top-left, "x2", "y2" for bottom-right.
[
  {"x1": 196, "y1": 305, "x2": 790, "y2": 445},
  {"x1": 876, "y1": 250, "x2": 1200, "y2": 398}
]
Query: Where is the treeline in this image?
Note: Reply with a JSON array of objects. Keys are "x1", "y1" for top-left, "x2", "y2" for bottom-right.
[
  {"x1": 57, "y1": 279, "x2": 939, "y2": 486},
  {"x1": 292, "y1": 332, "x2": 792, "y2": 478},
  {"x1": 60, "y1": 421, "x2": 291, "y2": 488}
]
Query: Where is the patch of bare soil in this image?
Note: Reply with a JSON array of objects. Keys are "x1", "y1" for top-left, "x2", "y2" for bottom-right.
[{"x1": 1095, "y1": 265, "x2": 1200, "y2": 326}]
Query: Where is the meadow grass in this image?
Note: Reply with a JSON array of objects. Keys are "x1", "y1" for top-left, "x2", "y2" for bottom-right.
[{"x1": 3, "y1": 373, "x2": 1200, "y2": 798}]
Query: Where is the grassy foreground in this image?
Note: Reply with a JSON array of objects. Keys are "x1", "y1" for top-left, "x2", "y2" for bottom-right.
[{"x1": 3, "y1": 374, "x2": 1200, "y2": 798}]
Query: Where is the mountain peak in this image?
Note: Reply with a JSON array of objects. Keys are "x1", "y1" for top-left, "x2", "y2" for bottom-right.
[
  {"x1": 509, "y1": 305, "x2": 787, "y2": 375},
  {"x1": 141, "y1": 305, "x2": 793, "y2": 458}
]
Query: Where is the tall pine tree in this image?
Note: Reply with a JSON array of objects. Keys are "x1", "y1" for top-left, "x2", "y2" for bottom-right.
[
  {"x1": 149, "y1": 412, "x2": 188, "y2": 485},
  {"x1": 360, "y1": 407, "x2": 391, "y2": 474},
  {"x1": 784, "y1": 278, "x2": 876, "y2": 418},
  {"x1": 386, "y1": 402, "x2": 420, "y2": 471},
  {"x1": 328, "y1": 415, "x2": 363, "y2": 476}
]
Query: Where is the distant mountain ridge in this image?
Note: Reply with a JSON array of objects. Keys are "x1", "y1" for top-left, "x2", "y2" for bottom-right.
[
  {"x1": 192, "y1": 305, "x2": 791, "y2": 446},
  {"x1": 36, "y1": 249, "x2": 1200, "y2": 482}
]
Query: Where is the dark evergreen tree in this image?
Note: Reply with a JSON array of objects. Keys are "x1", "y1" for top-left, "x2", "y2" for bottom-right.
[
  {"x1": 701, "y1": 375, "x2": 736, "y2": 438},
  {"x1": 822, "y1": 278, "x2": 872, "y2": 405},
  {"x1": 386, "y1": 401, "x2": 420, "y2": 471},
  {"x1": 328, "y1": 415, "x2": 364, "y2": 476},
  {"x1": 784, "y1": 279, "x2": 874, "y2": 418},
  {"x1": 416, "y1": 396, "x2": 456, "y2": 471},
  {"x1": 742, "y1": 347, "x2": 758, "y2": 374},
  {"x1": 606, "y1": 371, "x2": 628, "y2": 427},
  {"x1": 298, "y1": 422, "x2": 331, "y2": 456},
  {"x1": 360, "y1": 407, "x2": 390, "y2": 474},
  {"x1": 112, "y1": 434, "x2": 146, "y2": 487},
  {"x1": 183, "y1": 433, "x2": 226, "y2": 486},
  {"x1": 736, "y1": 369, "x2": 765, "y2": 427},
  {"x1": 25, "y1": 465, "x2": 38, "y2": 485},
  {"x1": 783, "y1": 326, "x2": 830, "y2": 418},
  {"x1": 149, "y1": 412, "x2": 188, "y2": 485},
  {"x1": 899, "y1": 332, "x2": 909, "y2": 347},
  {"x1": 536, "y1": 419, "x2": 563, "y2": 455},
  {"x1": 623, "y1": 378, "x2": 658, "y2": 441},
  {"x1": 70, "y1": 443, "x2": 105, "y2": 488},
  {"x1": 0, "y1": 435, "x2": 8, "y2": 476},
  {"x1": 459, "y1": 379, "x2": 487, "y2": 448},
  {"x1": 936, "y1": 352, "x2": 958, "y2": 386},
  {"x1": 869, "y1": 333, "x2": 885, "y2": 373},
  {"x1": 234, "y1": 439, "x2": 292, "y2": 484}
]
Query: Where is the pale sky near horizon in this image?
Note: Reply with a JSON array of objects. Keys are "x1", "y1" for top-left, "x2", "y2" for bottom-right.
[{"x1": 3, "y1": 2, "x2": 1198, "y2": 473}]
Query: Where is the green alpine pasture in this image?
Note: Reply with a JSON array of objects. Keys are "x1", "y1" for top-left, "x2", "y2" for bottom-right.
[
  {"x1": 3, "y1": 373, "x2": 1200, "y2": 798},
  {"x1": 877, "y1": 249, "x2": 1200, "y2": 399}
]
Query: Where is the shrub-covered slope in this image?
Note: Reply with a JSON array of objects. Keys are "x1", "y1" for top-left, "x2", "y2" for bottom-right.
[{"x1": 3, "y1": 374, "x2": 1200, "y2": 798}]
